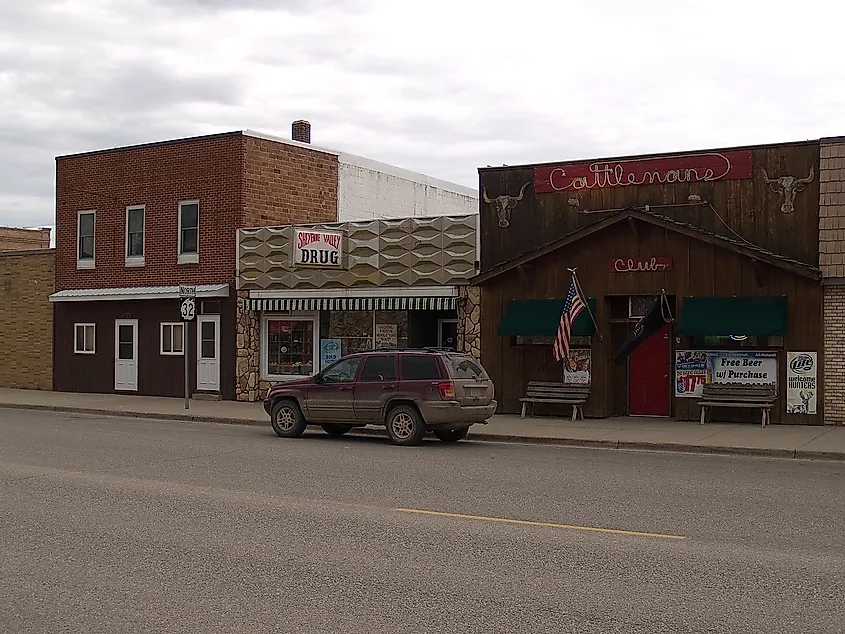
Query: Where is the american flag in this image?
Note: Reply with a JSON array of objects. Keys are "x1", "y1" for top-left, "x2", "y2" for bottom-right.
[{"x1": 553, "y1": 279, "x2": 585, "y2": 362}]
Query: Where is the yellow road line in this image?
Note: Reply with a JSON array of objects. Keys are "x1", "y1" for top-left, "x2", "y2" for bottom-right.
[{"x1": 395, "y1": 508, "x2": 686, "y2": 540}]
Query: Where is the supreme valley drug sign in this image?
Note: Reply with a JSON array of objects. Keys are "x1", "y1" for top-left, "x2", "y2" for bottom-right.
[
  {"x1": 293, "y1": 228, "x2": 343, "y2": 267},
  {"x1": 534, "y1": 151, "x2": 753, "y2": 193}
]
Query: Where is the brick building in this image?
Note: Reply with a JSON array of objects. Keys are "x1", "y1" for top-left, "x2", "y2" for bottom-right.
[
  {"x1": 49, "y1": 122, "x2": 477, "y2": 400},
  {"x1": 0, "y1": 249, "x2": 55, "y2": 390},
  {"x1": 0, "y1": 226, "x2": 51, "y2": 251}
]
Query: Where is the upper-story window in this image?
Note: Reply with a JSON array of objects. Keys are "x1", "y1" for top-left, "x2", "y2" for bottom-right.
[
  {"x1": 178, "y1": 201, "x2": 199, "y2": 264},
  {"x1": 77, "y1": 210, "x2": 95, "y2": 269},
  {"x1": 125, "y1": 205, "x2": 145, "y2": 267}
]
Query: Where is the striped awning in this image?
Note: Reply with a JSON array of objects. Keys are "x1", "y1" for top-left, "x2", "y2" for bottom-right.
[{"x1": 244, "y1": 296, "x2": 457, "y2": 311}]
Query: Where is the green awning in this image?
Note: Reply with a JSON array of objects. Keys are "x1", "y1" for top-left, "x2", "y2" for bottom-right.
[
  {"x1": 677, "y1": 296, "x2": 787, "y2": 336},
  {"x1": 498, "y1": 298, "x2": 597, "y2": 337}
]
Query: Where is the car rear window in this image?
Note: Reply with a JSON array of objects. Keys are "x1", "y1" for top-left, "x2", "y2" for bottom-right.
[
  {"x1": 447, "y1": 355, "x2": 487, "y2": 379},
  {"x1": 401, "y1": 355, "x2": 442, "y2": 380},
  {"x1": 360, "y1": 355, "x2": 397, "y2": 381}
]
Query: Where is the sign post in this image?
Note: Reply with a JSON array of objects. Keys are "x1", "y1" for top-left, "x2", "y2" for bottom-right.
[{"x1": 179, "y1": 285, "x2": 196, "y2": 409}]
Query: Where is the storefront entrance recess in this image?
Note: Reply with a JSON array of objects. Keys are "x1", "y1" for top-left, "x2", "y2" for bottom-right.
[{"x1": 629, "y1": 323, "x2": 671, "y2": 416}]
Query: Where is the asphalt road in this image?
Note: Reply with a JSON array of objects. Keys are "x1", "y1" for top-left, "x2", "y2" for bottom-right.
[{"x1": 1, "y1": 409, "x2": 844, "y2": 634}]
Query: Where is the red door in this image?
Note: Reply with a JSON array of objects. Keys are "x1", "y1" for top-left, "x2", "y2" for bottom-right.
[{"x1": 628, "y1": 323, "x2": 671, "y2": 417}]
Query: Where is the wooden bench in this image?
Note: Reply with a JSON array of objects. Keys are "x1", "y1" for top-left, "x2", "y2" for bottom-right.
[
  {"x1": 698, "y1": 384, "x2": 778, "y2": 427},
  {"x1": 519, "y1": 381, "x2": 590, "y2": 421}
]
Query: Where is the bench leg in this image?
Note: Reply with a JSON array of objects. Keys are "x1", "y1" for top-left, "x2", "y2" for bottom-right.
[
  {"x1": 700, "y1": 406, "x2": 706, "y2": 425},
  {"x1": 571, "y1": 406, "x2": 578, "y2": 422},
  {"x1": 762, "y1": 408, "x2": 770, "y2": 428},
  {"x1": 521, "y1": 402, "x2": 527, "y2": 419}
]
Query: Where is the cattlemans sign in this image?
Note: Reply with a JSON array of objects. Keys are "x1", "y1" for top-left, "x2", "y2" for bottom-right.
[{"x1": 293, "y1": 228, "x2": 344, "y2": 268}]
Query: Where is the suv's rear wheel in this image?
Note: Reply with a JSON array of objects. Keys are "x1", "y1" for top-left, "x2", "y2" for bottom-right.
[
  {"x1": 271, "y1": 399, "x2": 307, "y2": 438},
  {"x1": 385, "y1": 405, "x2": 426, "y2": 446},
  {"x1": 322, "y1": 424, "x2": 353, "y2": 437},
  {"x1": 434, "y1": 427, "x2": 470, "y2": 442}
]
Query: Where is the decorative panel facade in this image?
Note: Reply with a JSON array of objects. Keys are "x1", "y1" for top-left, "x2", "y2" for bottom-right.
[{"x1": 237, "y1": 215, "x2": 477, "y2": 290}]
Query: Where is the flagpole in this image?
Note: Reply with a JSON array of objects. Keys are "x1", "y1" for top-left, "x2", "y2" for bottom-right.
[{"x1": 568, "y1": 268, "x2": 603, "y2": 341}]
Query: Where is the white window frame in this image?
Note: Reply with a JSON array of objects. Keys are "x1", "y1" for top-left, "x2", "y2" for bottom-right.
[
  {"x1": 77, "y1": 210, "x2": 96, "y2": 269},
  {"x1": 260, "y1": 312, "x2": 320, "y2": 381},
  {"x1": 160, "y1": 322, "x2": 185, "y2": 356},
  {"x1": 178, "y1": 200, "x2": 199, "y2": 264},
  {"x1": 125, "y1": 205, "x2": 146, "y2": 267},
  {"x1": 73, "y1": 323, "x2": 96, "y2": 354}
]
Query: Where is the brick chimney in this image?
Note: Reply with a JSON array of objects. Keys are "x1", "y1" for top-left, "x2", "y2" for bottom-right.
[
  {"x1": 291, "y1": 120, "x2": 311, "y2": 144},
  {"x1": 40, "y1": 227, "x2": 52, "y2": 249}
]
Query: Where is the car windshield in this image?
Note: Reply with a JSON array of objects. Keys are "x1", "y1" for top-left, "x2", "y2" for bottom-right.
[{"x1": 447, "y1": 355, "x2": 487, "y2": 379}]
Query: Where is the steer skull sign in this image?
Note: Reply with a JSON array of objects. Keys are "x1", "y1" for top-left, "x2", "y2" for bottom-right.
[
  {"x1": 759, "y1": 166, "x2": 815, "y2": 214},
  {"x1": 483, "y1": 182, "x2": 530, "y2": 228}
]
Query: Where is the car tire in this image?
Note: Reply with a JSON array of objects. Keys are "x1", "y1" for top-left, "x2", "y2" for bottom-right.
[
  {"x1": 433, "y1": 427, "x2": 470, "y2": 442},
  {"x1": 385, "y1": 405, "x2": 426, "y2": 446},
  {"x1": 270, "y1": 399, "x2": 307, "y2": 438},
  {"x1": 322, "y1": 424, "x2": 353, "y2": 437}
]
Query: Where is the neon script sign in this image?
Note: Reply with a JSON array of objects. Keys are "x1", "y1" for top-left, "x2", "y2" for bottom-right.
[{"x1": 534, "y1": 151, "x2": 753, "y2": 194}]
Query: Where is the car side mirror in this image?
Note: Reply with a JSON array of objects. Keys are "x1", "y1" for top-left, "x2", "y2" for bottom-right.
[{"x1": 314, "y1": 373, "x2": 324, "y2": 384}]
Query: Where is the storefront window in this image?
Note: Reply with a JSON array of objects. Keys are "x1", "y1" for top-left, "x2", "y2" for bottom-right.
[{"x1": 264, "y1": 317, "x2": 315, "y2": 378}]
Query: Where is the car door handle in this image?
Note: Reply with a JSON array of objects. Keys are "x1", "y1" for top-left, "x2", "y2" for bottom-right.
[
  {"x1": 383, "y1": 384, "x2": 395, "y2": 390},
  {"x1": 340, "y1": 386, "x2": 353, "y2": 391}
]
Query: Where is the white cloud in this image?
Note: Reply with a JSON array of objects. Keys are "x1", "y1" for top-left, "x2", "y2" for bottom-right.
[{"x1": 1, "y1": 0, "x2": 844, "y2": 229}]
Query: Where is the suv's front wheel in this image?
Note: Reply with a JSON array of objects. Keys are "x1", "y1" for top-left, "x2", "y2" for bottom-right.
[
  {"x1": 385, "y1": 405, "x2": 426, "y2": 446},
  {"x1": 271, "y1": 399, "x2": 307, "y2": 438}
]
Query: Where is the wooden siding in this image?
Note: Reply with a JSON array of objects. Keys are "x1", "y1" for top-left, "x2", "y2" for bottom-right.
[
  {"x1": 479, "y1": 220, "x2": 823, "y2": 425},
  {"x1": 54, "y1": 295, "x2": 237, "y2": 400},
  {"x1": 479, "y1": 142, "x2": 820, "y2": 272}
]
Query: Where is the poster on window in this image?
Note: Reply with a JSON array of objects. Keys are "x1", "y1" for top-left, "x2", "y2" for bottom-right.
[
  {"x1": 375, "y1": 323, "x2": 397, "y2": 349},
  {"x1": 563, "y1": 349, "x2": 591, "y2": 385},
  {"x1": 675, "y1": 350, "x2": 708, "y2": 398},
  {"x1": 786, "y1": 352, "x2": 817, "y2": 414},
  {"x1": 706, "y1": 351, "x2": 778, "y2": 386},
  {"x1": 320, "y1": 339, "x2": 342, "y2": 370}
]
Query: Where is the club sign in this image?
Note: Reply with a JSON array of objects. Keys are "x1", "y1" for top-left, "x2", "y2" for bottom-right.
[{"x1": 293, "y1": 228, "x2": 344, "y2": 268}]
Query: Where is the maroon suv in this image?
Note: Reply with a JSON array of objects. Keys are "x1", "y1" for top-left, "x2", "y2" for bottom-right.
[{"x1": 263, "y1": 348, "x2": 497, "y2": 446}]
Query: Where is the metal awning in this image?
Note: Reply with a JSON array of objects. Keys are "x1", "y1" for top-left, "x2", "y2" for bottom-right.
[
  {"x1": 49, "y1": 284, "x2": 230, "y2": 303},
  {"x1": 245, "y1": 296, "x2": 456, "y2": 311}
]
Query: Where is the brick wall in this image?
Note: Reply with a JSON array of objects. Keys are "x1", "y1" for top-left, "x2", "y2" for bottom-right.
[
  {"x1": 55, "y1": 133, "x2": 245, "y2": 291},
  {"x1": 242, "y1": 135, "x2": 338, "y2": 228},
  {"x1": 823, "y1": 285, "x2": 845, "y2": 424},
  {"x1": 0, "y1": 227, "x2": 51, "y2": 251},
  {"x1": 820, "y1": 140, "x2": 845, "y2": 424},
  {"x1": 0, "y1": 249, "x2": 54, "y2": 390}
]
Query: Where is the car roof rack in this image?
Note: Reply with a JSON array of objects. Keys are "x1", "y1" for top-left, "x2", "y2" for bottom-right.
[{"x1": 346, "y1": 346, "x2": 458, "y2": 354}]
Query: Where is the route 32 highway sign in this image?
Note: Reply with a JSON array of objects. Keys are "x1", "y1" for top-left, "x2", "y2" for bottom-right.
[{"x1": 180, "y1": 297, "x2": 196, "y2": 321}]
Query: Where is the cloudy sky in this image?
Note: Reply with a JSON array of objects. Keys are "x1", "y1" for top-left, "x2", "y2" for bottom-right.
[{"x1": 2, "y1": 0, "x2": 844, "y2": 232}]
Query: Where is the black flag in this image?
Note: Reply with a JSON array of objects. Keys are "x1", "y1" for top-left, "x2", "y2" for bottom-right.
[{"x1": 614, "y1": 294, "x2": 670, "y2": 363}]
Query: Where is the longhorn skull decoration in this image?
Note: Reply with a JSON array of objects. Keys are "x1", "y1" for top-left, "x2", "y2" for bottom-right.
[
  {"x1": 482, "y1": 182, "x2": 531, "y2": 228},
  {"x1": 759, "y1": 166, "x2": 815, "y2": 214}
]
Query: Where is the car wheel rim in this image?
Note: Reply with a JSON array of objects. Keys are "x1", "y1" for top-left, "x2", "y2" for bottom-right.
[
  {"x1": 391, "y1": 412, "x2": 414, "y2": 440},
  {"x1": 277, "y1": 407, "x2": 296, "y2": 432}
]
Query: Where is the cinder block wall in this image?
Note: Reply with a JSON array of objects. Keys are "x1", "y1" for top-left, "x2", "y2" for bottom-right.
[
  {"x1": 820, "y1": 140, "x2": 845, "y2": 424},
  {"x1": 0, "y1": 249, "x2": 55, "y2": 390}
]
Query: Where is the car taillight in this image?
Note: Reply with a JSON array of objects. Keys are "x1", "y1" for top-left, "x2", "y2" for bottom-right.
[{"x1": 438, "y1": 382, "x2": 456, "y2": 400}]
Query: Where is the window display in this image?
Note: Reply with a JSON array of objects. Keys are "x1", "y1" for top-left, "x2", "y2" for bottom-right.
[{"x1": 266, "y1": 318, "x2": 315, "y2": 377}]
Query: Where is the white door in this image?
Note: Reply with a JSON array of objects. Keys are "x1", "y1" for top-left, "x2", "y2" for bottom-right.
[
  {"x1": 197, "y1": 315, "x2": 220, "y2": 391},
  {"x1": 114, "y1": 319, "x2": 139, "y2": 391}
]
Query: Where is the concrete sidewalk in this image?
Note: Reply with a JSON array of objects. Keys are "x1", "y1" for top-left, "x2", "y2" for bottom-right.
[{"x1": 1, "y1": 388, "x2": 844, "y2": 460}]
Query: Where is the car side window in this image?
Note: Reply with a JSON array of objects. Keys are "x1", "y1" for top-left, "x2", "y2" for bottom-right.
[
  {"x1": 360, "y1": 355, "x2": 397, "y2": 382},
  {"x1": 321, "y1": 358, "x2": 361, "y2": 383},
  {"x1": 401, "y1": 355, "x2": 441, "y2": 380}
]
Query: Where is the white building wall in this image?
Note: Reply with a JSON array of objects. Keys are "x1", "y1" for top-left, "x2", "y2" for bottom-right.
[{"x1": 337, "y1": 153, "x2": 478, "y2": 222}]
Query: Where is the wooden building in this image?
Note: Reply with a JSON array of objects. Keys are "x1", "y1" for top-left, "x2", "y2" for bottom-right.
[{"x1": 472, "y1": 140, "x2": 830, "y2": 425}]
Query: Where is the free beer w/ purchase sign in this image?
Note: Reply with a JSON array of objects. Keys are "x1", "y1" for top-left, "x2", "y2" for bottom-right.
[{"x1": 293, "y1": 228, "x2": 343, "y2": 268}]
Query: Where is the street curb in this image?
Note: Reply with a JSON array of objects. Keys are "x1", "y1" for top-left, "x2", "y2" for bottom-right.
[{"x1": 3, "y1": 403, "x2": 843, "y2": 462}]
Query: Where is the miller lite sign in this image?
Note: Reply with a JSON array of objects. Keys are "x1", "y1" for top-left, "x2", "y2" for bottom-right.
[{"x1": 292, "y1": 228, "x2": 344, "y2": 268}]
